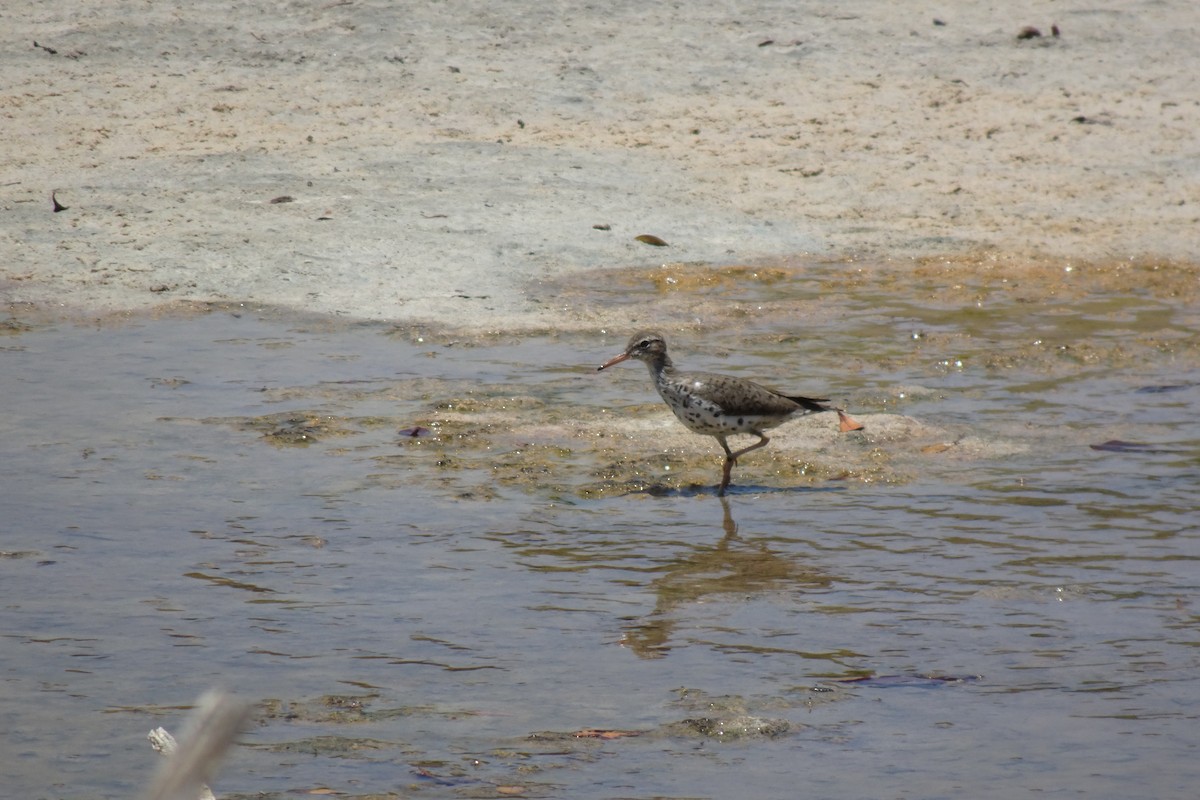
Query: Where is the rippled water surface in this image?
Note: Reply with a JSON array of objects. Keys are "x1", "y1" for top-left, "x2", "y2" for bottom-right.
[{"x1": 3, "y1": 267, "x2": 1198, "y2": 799}]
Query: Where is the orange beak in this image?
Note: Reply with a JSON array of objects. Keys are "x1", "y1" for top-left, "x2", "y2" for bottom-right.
[{"x1": 597, "y1": 352, "x2": 631, "y2": 371}]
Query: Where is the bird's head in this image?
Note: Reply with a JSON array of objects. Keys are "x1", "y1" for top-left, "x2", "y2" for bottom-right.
[{"x1": 598, "y1": 331, "x2": 668, "y2": 370}]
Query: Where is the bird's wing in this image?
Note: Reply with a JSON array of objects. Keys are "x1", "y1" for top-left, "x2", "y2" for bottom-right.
[{"x1": 685, "y1": 372, "x2": 828, "y2": 416}]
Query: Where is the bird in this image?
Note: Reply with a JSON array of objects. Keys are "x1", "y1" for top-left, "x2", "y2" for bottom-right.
[{"x1": 597, "y1": 330, "x2": 863, "y2": 494}]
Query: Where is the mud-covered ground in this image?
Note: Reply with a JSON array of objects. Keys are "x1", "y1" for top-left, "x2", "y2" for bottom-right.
[{"x1": 3, "y1": 1, "x2": 1197, "y2": 327}]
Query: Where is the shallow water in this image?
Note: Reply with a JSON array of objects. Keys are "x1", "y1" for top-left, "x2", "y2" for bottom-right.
[{"x1": 2, "y1": 265, "x2": 1199, "y2": 799}]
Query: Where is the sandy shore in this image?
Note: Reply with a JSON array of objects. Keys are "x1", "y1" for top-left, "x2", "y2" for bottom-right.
[{"x1": 2, "y1": 1, "x2": 1196, "y2": 329}]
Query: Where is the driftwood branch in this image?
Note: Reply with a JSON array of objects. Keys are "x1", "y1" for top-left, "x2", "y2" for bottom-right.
[{"x1": 142, "y1": 689, "x2": 251, "y2": 800}]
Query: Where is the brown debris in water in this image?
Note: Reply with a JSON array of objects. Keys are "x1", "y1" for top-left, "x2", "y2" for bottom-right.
[
  {"x1": 197, "y1": 412, "x2": 361, "y2": 447},
  {"x1": 573, "y1": 728, "x2": 643, "y2": 739},
  {"x1": 398, "y1": 425, "x2": 431, "y2": 438},
  {"x1": 1090, "y1": 439, "x2": 1183, "y2": 455}
]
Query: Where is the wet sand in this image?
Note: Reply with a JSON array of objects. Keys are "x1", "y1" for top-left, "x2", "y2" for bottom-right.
[{"x1": 3, "y1": 0, "x2": 1197, "y2": 328}]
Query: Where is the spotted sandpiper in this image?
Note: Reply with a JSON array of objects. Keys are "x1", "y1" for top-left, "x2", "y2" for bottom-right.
[{"x1": 598, "y1": 330, "x2": 864, "y2": 494}]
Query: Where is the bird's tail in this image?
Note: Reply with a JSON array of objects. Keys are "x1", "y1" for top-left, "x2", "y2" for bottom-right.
[
  {"x1": 784, "y1": 394, "x2": 831, "y2": 413},
  {"x1": 786, "y1": 394, "x2": 866, "y2": 432}
]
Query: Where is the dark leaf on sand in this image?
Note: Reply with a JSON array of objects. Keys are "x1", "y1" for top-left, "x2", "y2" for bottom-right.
[{"x1": 634, "y1": 234, "x2": 669, "y2": 247}]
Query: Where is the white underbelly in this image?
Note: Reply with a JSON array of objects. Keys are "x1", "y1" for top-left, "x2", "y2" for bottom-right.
[{"x1": 660, "y1": 391, "x2": 783, "y2": 435}]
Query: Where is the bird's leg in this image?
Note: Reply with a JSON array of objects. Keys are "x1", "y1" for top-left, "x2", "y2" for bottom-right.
[
  {"x1": 729, "y1": 433, "x2": 770, "y2": 462},
  {"x1": 716, "y1": 433, "x2": 770, "y2": 494},
  {"x1": 716, "y1": 435, "x2": 734, "y2": 495}
]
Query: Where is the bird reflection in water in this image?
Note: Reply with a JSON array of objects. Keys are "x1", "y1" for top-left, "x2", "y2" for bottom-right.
[{"x1": 618, "y1": 496, "x2": 832, "y2": 659}]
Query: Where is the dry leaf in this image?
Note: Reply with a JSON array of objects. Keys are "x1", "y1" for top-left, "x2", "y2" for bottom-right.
[
  {"x1": 836, "y1": 410, "x2": 865, "y2": 432},
  {"x1": 634, "y1": 234, "x2": 669, "y2": 247}
]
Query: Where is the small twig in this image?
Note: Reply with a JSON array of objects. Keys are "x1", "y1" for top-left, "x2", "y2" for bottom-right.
[{"x1": 142, "y1": 689, "x2": 251, "y2": 800}]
